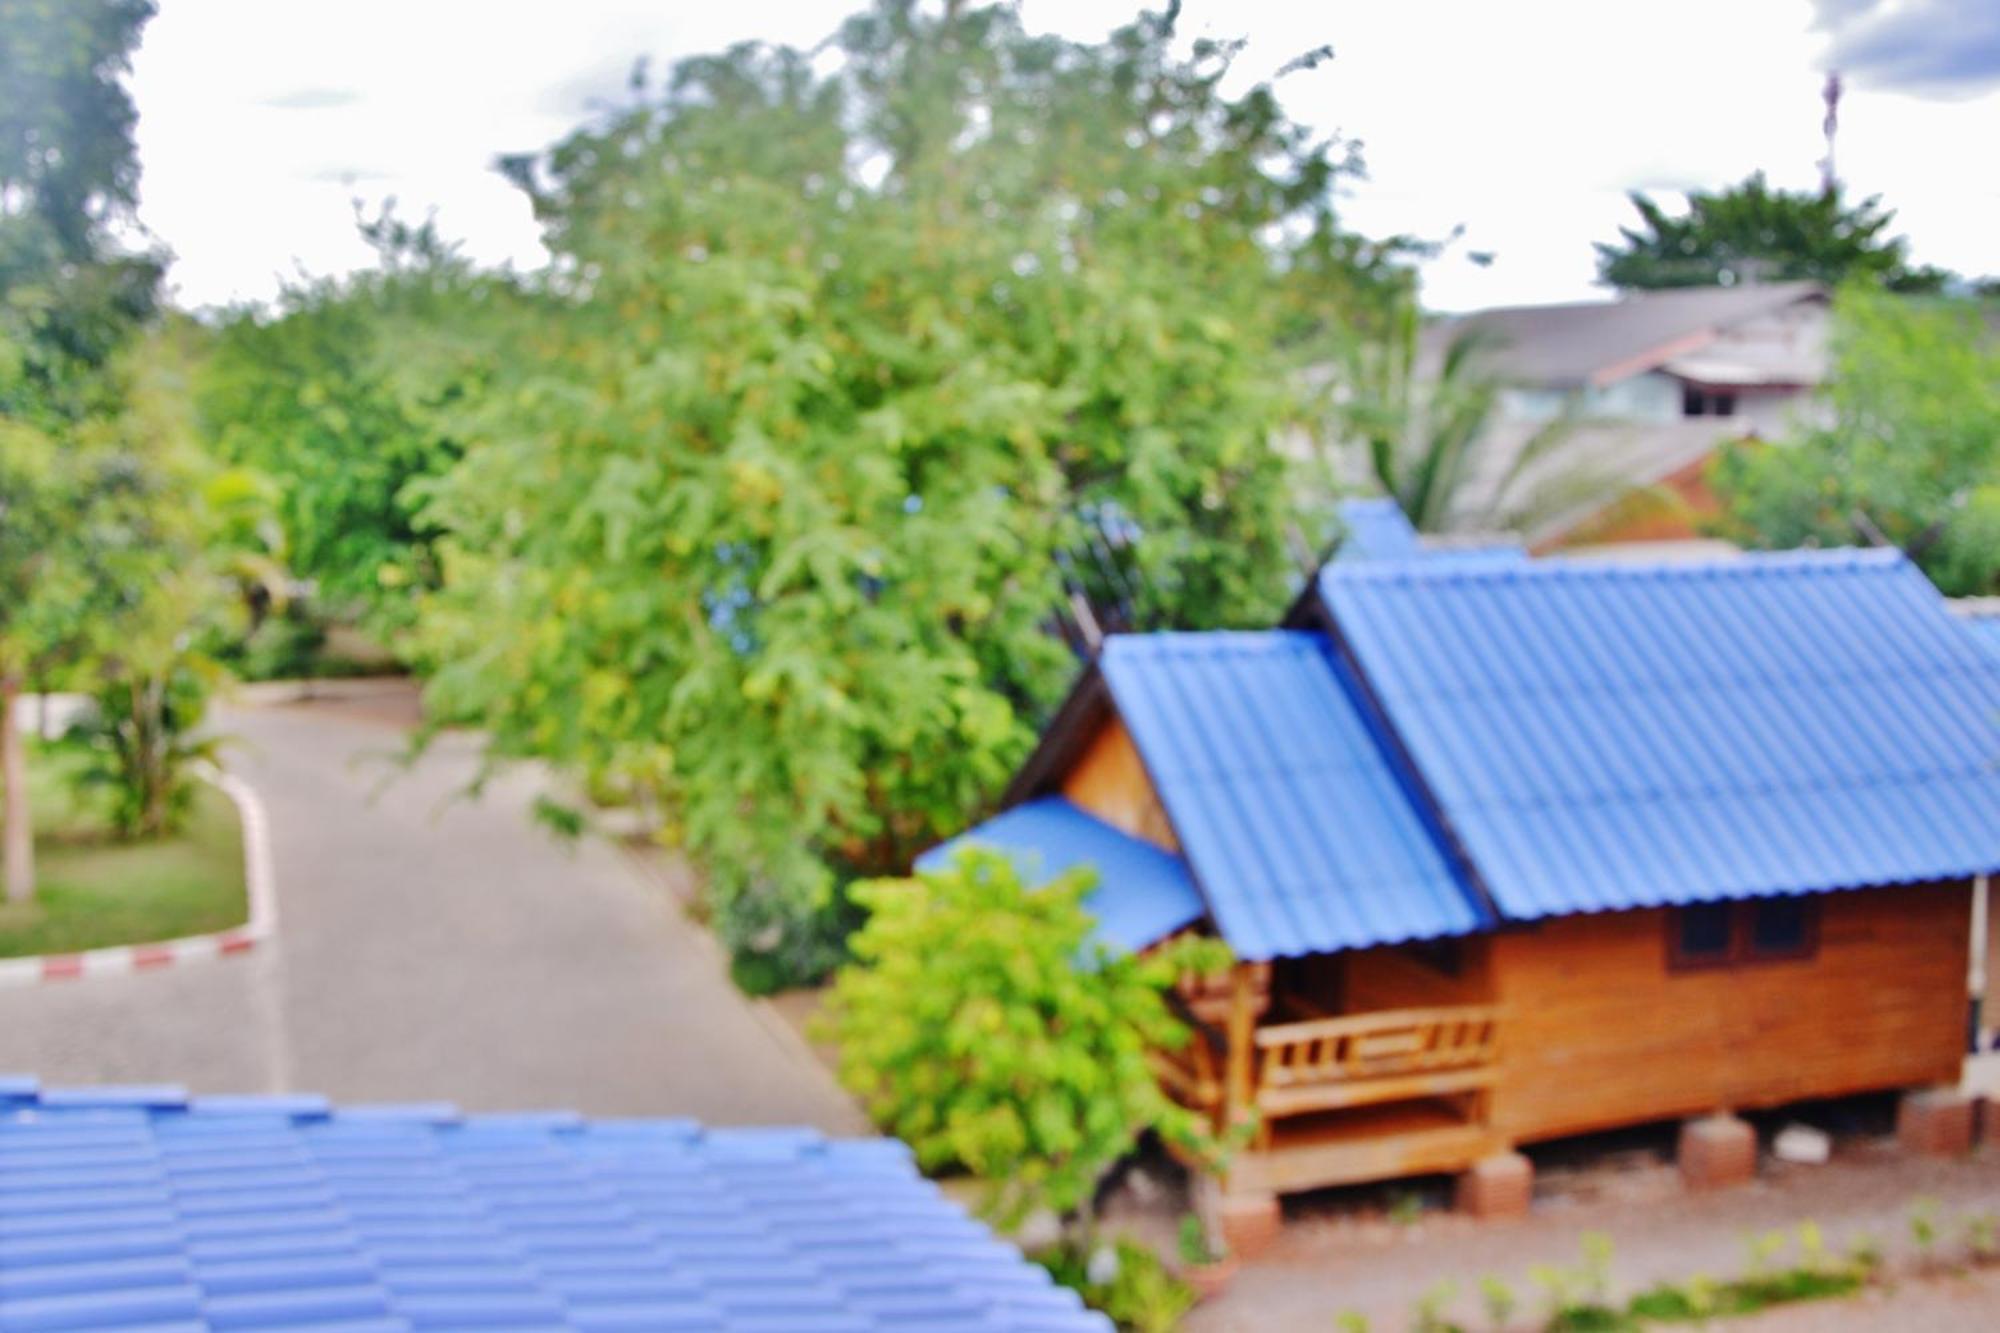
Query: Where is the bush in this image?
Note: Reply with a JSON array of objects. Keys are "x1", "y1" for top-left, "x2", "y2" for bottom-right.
[
  {"x1": 823, "y1": 848, "x2": 1231, "y2": 1229},
  {"x1": 1040, "y1": 1238, "x2": 1194, "y2": 1333},
  {"x1": 229, "y1": 609, "x2": 326, "y2": 682},
  {"x1": 66, "y1": 653, "x2": 222, "y2": 840},
  {"x1": 716, "y1": 869, "x2": 860, "y2": 994}
]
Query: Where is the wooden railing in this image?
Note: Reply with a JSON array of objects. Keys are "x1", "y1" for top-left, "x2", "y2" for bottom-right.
[{"x1": 1251, "y1": 1004, "x2": 1500, "y2": 1120}]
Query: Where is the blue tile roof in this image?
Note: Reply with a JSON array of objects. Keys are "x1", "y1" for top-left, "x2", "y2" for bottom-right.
[
  {"x1": 1318, "y1": 549, "x2": 2000, "y2": 921},
  {"x1": 916, "y1": 798, "x2": 1207, "y2": 953},
  {"x1": 0, "y1": 1080, "x2": 1109, "y2": 1332},
  {"x1": 1966, "y1": 613, "x2": 2000, "y2": 663},
  {"x1": 1098, "y1": 632, "x2": 1488, "y2": 959}
]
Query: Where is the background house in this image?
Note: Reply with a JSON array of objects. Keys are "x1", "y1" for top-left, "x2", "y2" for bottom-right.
[{"x1": 1427, "y1": 281, "x2": 1829, "y2": 547}]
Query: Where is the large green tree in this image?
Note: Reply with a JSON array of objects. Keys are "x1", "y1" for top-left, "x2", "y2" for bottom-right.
[
  {"x1": 1596, "y1": 173, "x2": 1947, "y2": 293},
  {"x1": 414, "y1": 1, "x2": 1385, "y2": 981},
  {"x1": 198, "y1": 216, "x2": 524, "y2": 640},
  {"x1": 1710, "y1": 288, "x2": 2000, "y2": 596},
  {"x1": 0, "y1": 0, "x2": 160, "y2": 901}
]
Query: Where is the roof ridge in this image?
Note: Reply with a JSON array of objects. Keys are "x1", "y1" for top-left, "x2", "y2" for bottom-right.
[
  {"x1": 1322, "y1": 546, "x2": 1909, "y2": 585},
  {"x1": 0, "y1": 1080, "x2": 833, "y2": 1148}
]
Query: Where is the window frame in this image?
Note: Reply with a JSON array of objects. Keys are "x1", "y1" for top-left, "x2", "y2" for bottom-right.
[
  {"x1": 1743, "y1": 896, "x2": 1819, "y2": 963},
  {"x1": 1666, "y1": 900, "x2": 1736, "y2": 970},
  {"x1": 1666, "y1": 897, "x2": 1821, "y2": 971}
]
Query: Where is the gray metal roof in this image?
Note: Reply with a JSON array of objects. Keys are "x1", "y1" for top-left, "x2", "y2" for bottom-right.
[{"x1": 1430, "y1": 282, "x2": 1826, "y2": 388}]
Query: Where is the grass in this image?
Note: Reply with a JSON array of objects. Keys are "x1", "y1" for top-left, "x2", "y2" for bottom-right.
[{"x1": 0, "y1": 744, "x2": 247, "y2": 957}]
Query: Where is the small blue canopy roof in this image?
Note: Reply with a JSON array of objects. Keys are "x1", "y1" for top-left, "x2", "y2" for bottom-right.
[
  {"x1": 917, "y1": 797, "x2": 1206, "y2": 953},
  {"x1": 0, "y1": 1079, "x2": 1108, "y2": 1332}
]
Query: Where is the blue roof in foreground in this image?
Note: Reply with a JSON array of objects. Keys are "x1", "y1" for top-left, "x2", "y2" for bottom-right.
[
  {"x1": 1967, "y1": 613, "x2": 2000, "y2": 663},
  {"x1": 1099, "y1": 632, "x2": 1487, "y2": 959},
  {"x1": 0, "y1": 1078, "x2": 1108, "y2": 1333},
  {"x1": 1319, "y1": 549, "x2": 2000, "y2": 921},
  {"x1": 916, "y1": 798, "x2": 1206, "y2": 954}
]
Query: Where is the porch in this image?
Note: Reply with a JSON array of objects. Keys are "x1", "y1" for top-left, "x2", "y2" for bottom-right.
[{"x1": 1156, "y1": 968, "x2": 1505, "y2": 1197}]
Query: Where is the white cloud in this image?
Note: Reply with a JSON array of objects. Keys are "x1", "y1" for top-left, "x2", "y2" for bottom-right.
[{"x1": 128, "y1": 0, "x2": 2000, "y2": 313}]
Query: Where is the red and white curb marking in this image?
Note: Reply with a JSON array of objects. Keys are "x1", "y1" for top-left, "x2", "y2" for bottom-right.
[{"x1": 0, "y1": 768, "x2": 279, "y2": 987}]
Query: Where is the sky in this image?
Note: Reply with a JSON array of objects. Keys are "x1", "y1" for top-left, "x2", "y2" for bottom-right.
[{"x1": 128, "y1": 0, "x2": 2000, "y2": 314}]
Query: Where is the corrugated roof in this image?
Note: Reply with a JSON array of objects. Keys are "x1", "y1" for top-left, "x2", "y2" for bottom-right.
[
  {"x1": 1099, "y1": 632, "x2": 1488, "y2": 960},
  {"x1": 0, "y1": 1079, "x2": 1108, "y2": 1332},
  {"x1": 1429, "y1": 281, "x2": 1824, "y2": 388},
  {"x1": 1333, "y1": 498, "x2": 1422, "y2": 561},
  {"x1": 916, "y1": 798, "x2": 1206, "y2": 953},
  {"x1": 1317, "y1": 549, "x2": 2000, "y2": 921}
]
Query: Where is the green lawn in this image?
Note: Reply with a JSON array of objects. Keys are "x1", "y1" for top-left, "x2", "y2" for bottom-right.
[{"x1": 0, "y1": 745, "x2": 248, "y2": 957}]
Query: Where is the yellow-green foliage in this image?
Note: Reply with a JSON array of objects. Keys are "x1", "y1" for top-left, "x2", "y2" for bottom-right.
[
  {"x1": 406, "y1": 2, "x2": 1398, "y2": 985},
  {"x1": 825, "y1": 848, "x2": 1230, "y2": 1227}
]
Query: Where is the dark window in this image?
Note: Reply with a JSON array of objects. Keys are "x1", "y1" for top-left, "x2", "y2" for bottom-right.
[
  {"x1": 1669, "y1": 898, "x2": 1821, "y2": 970},
  {"x1": 1682, "y1": 386, "x2": 1739, "y2": 419},
  {"x1": 1400, "y1": 937, "x2": 1463, "y2": 978},
  {"x1": 1672, "y1": 902, "x2": 1734, "y2": 966},
  {"x1": 1748, "y1": 897, "x2": 1816, "y2": 959}
]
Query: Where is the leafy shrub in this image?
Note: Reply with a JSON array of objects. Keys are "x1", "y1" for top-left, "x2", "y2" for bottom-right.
[
  {"x1": 716, "y1": 869, "x2": 860, "y2": 994},
  {"x1": 228, "y1": 609, "x2": 327, "y2": 682},
  {"x1": 823, "y1": 848, "x2": 1232, "y2": 1228},
  {"x1": 1544, "y1": 1304, "x2": 1638, "y2": 1333},
  {"x1": 1176, "y1": 1214, "x2": 1222, "y2": 1267},
  {"x1": 1412, "y1": 1280, "x2": 1463, "y2": 1333},
  {"x1": 1477, "y1": 1274, "x2": 1517, "y2": 1330},
  {"x1": 1909, "y1": 1196, "x2": 1941, "y2": 1261},
  {"x1": 1040, "y1": 1237, "x2": 1194, "y2": 1333},
  {"x1": 66, "y1": 653, "x2": 222, "y2": 840},
  {"x1": 1963, "y1": 1210, "x2": 1999, "y2": 1262}
]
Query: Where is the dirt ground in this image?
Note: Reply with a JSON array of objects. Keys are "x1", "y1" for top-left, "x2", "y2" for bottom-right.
[{"x1": 1177, "y1": 1124, "x2": 2000, "y2": 1331}]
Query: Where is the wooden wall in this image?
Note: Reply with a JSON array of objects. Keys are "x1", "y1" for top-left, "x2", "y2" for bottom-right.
[
  {"x1": 1061, "y1": 716, "x2": 1178, "y2": 851},
  {"x1": 1342, "y1": 940, "x2": 1493, "y2": 1013},
  {"x1": 1487, "y1": 882, "x2": 1970, "y2": 1144}
]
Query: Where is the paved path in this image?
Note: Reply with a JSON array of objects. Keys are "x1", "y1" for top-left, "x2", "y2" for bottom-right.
[{"x1": 0, "y1": 689, "x2": 864, "y2": 1132}]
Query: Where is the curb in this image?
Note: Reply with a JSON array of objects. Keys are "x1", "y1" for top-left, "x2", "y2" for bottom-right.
[{"x1": 0, "y1": 767, "x2": 279, "y2": 987}]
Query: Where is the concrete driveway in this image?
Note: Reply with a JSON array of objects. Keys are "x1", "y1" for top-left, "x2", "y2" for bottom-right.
[{"x1": 0, "y1": 686, "x2": 864, "y2": 1132}]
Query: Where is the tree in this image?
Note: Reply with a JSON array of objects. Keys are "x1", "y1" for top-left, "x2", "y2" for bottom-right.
[
  {"x1": 413, "y1": 2, "x2": 1390, "y2": 981},
  {"x1": 197, "y1": 214, "x2": 523, "y2": 642},
  {"x1": 1710, "y1": 288, "x2": 2000, "y2": 596},
  {"x1": 0, "y1": 0, "x2": 160, "y2": 900},
  {"x1": 1319, "y1": 290, "x2": 1576, "y2": 535},
  {"x1": 1596, "y1": 173, "x2": 1946, "y2": 293},
  {"x1": 824, "y1": 849, "x2": 1230, "y2": 1230},
  {"x1": 64, "y1": 321, "x2": 232, "y2": 840}
]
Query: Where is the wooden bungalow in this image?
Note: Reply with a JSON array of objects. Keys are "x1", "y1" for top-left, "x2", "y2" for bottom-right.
[{"x1": 926, "y1": 540, "x2": 2000, "y2": 1248}]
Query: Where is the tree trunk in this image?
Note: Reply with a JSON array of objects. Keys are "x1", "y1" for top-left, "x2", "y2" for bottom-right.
[{"x1": 1, "y1": 672, "x2": 33, "y2": 904}]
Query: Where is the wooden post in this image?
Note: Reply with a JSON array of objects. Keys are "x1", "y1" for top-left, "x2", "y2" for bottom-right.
[
  {"x1": 1971, "y1": 872, "x2": 1989, "y2": 1051},
  {"x1": 1223, "y1": 962, "x2": 1256, "y2": 1129}
]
